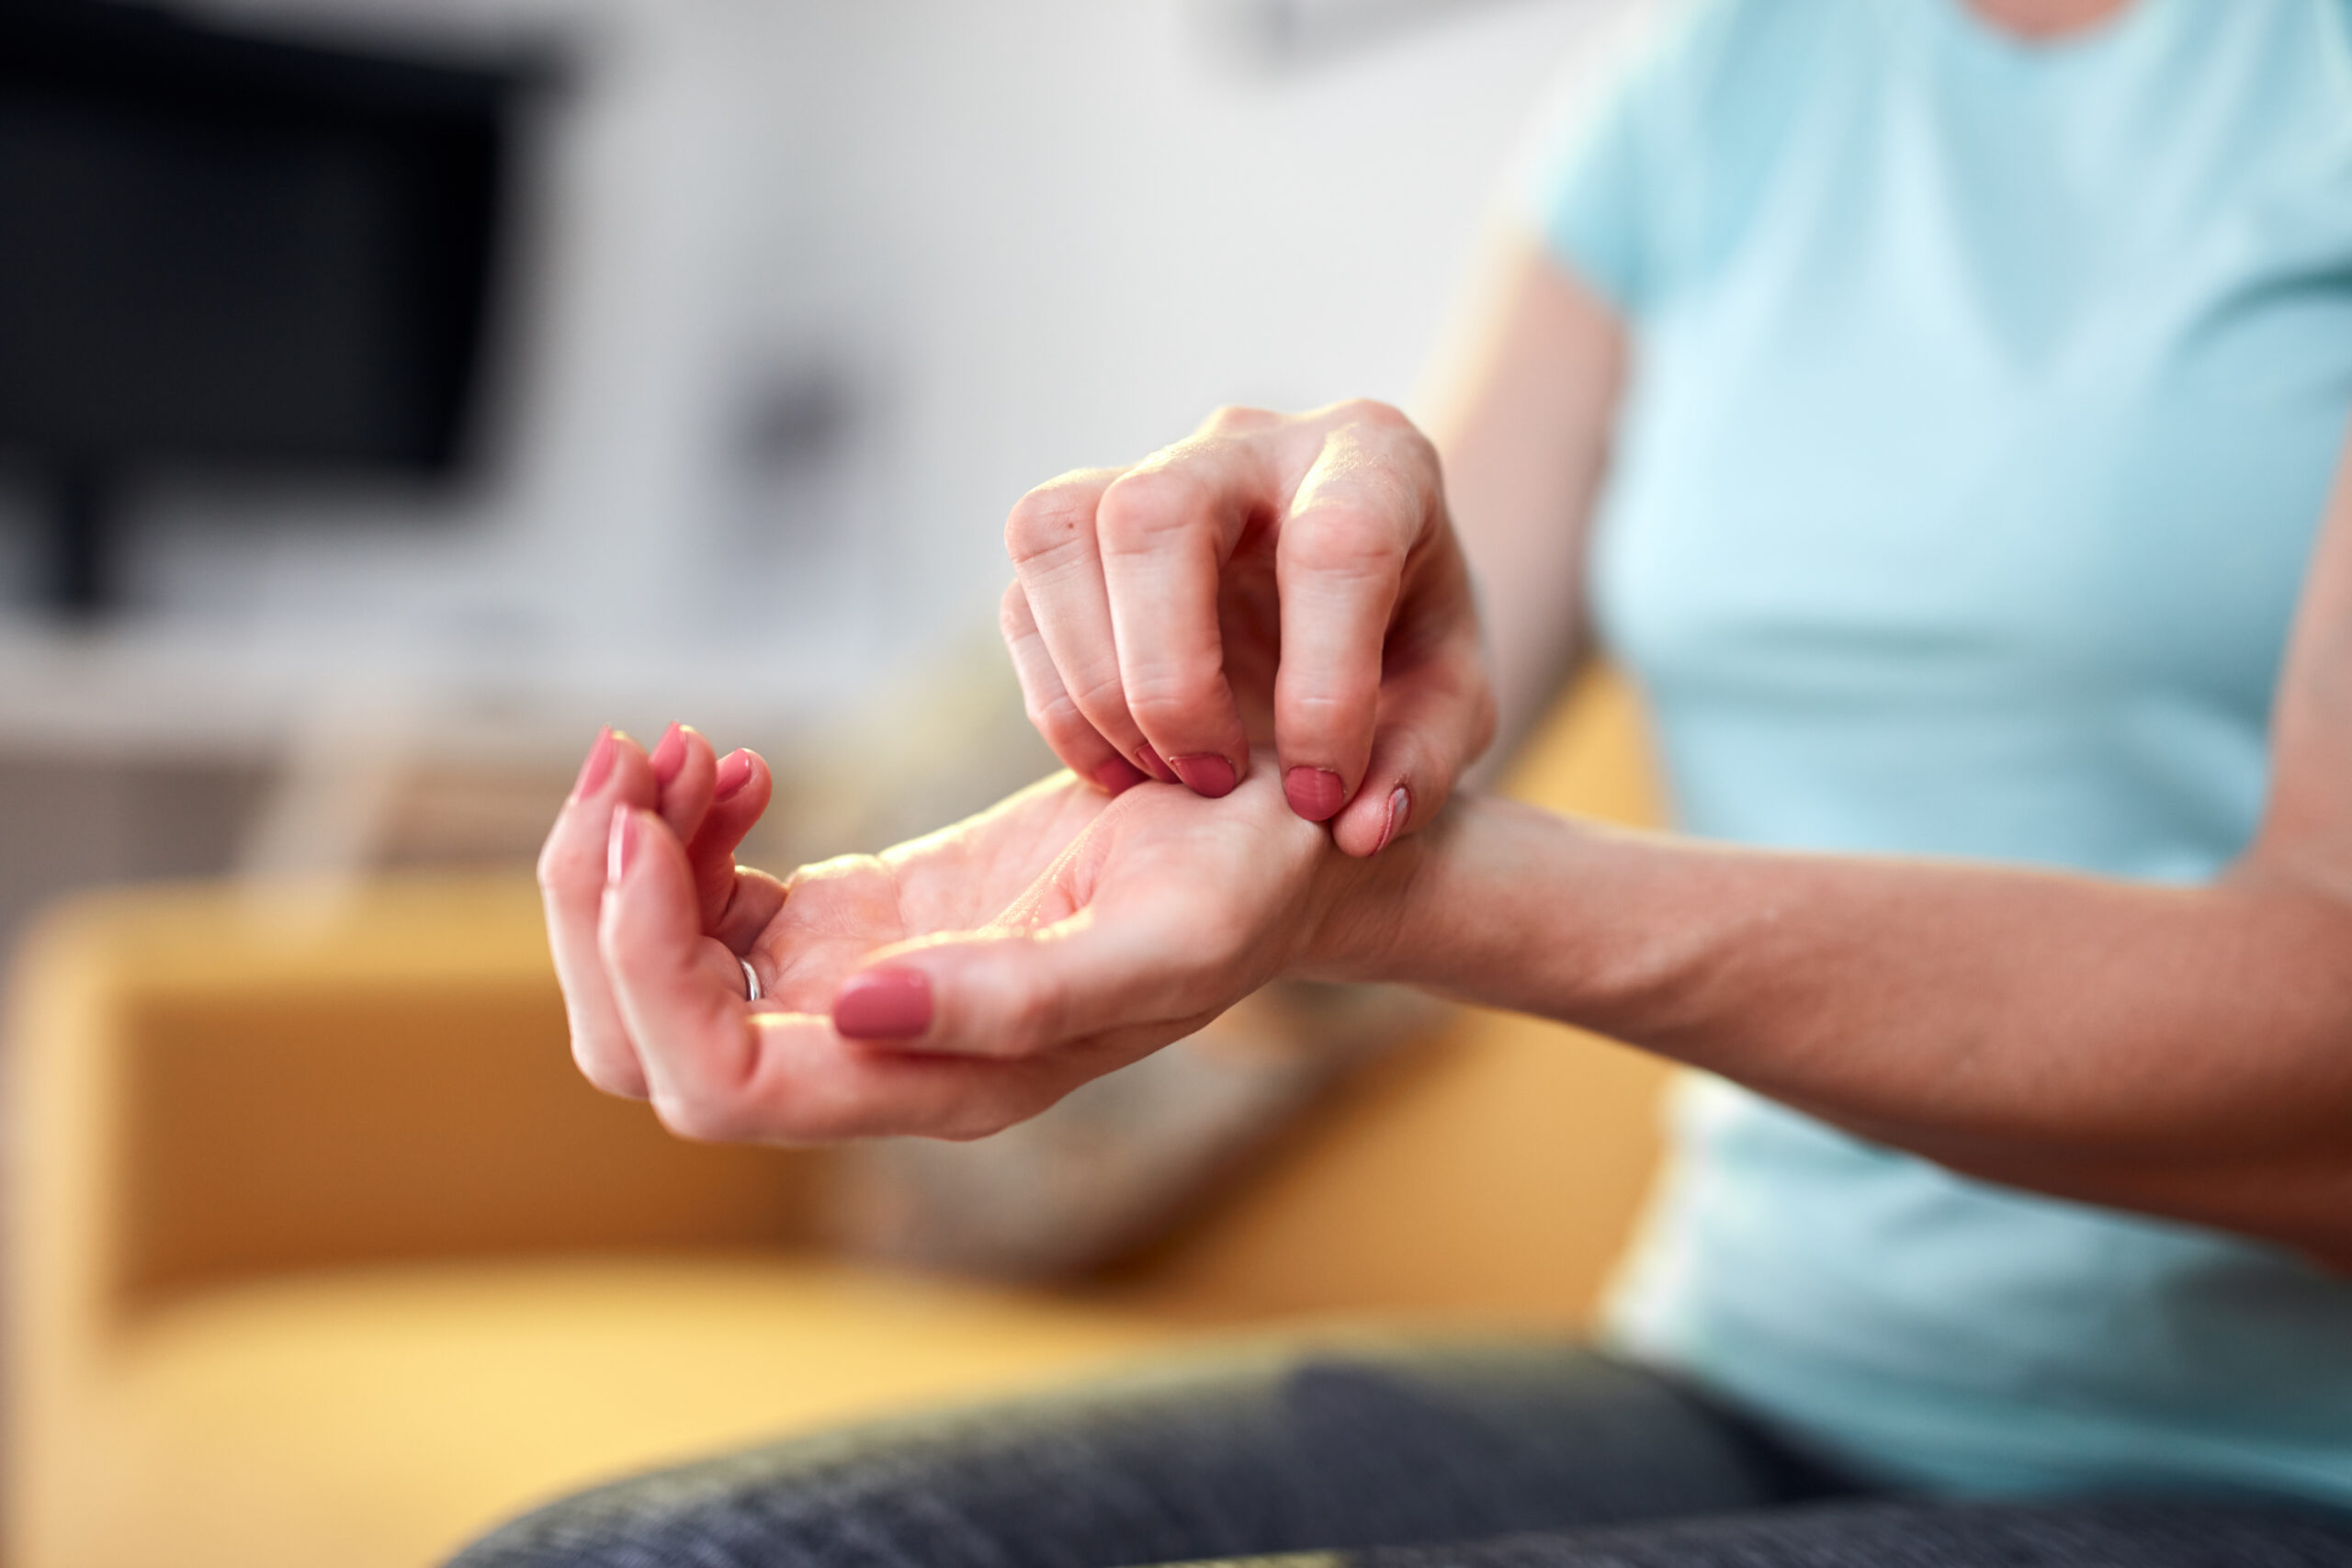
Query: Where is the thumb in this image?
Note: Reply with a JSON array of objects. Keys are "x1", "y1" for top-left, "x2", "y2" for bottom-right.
[
  {"x1": 831, "y1": 908, "x2": 1209, "y2": 1058},
  {"x1": 1331, "y1": 643, "x2": 1493, "y2": 859}
]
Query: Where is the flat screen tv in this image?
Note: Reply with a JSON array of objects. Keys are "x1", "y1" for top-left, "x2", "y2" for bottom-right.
[{"x1": 0, "y1": 0, "x2": 531, "y2": 615}]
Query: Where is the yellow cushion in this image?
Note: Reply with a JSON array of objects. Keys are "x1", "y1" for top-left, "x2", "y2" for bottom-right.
[{"x1": 51, "y1": 1257, "x2": 1206, "y2": 1568}]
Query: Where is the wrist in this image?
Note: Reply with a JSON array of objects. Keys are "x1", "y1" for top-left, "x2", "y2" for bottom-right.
[
  {"x1": 1295, "y1": 792, "x2": 1495, "y2": 987},
  {"x1": 1298, "y1": 793, "x2": 1644, "y2": 1028}
]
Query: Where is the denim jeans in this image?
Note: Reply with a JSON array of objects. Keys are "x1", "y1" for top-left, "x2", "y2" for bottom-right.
[{"x1": 449, "y1": 1339, "x2": 2352, "y2": 1567}]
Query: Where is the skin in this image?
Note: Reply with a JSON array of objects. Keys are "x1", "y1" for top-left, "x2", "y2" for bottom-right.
[
  {"x1": 548, "y1": 0, "x2": 2352, "y2": 1269},
  {"x1": 1000, "y1": 403, "x2": 1493, "y2": 855},
  {"x1": 541, "y1": 728, "x2": 1370, "y2": 1142}
]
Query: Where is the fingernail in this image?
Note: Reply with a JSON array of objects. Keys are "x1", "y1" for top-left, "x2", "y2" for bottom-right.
[
  {"x1": 714, "y1": 749, "x2": 756, "y2": 802},
  {"x1": 833, "y1": 966, "x2": 933, "y2": 1041},
  {"x1": 606, "y1": 807, "x2": 640, "y2": 883},
  {"x1": 1170, "y1": 753, "x2": 1238, "y2": 798},
  {"x1": 1375, "y1": 786, "x2": 1410, "y2": 854},
  {"x1": 650, "y1": 722, "x2": 688, "y2": 784},
  {"x1": 1091, "y1": 757, "x2": 1149, "y2": 795},
  {"x1": 572, "y1": 728, "x2": 616, "y2": 799},
  {"x1": 1135, "y1": 743, "x2": 1177, "y2": 784},
  {"x1": 1284, "y1": 766, "x2": 1346, "y2": 821}
]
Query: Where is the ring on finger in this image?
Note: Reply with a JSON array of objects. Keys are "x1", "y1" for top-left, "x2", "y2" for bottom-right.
[{"x1": 740, "y1": 957, "x2": 763, "y2": 1004}]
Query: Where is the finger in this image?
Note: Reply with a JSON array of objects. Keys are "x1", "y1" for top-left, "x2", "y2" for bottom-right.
[
  {"x1": 650, "y1": 722, "x2": 718, "y2": 849},
  {"x1": 1094, "y1": 445, "x2": 1265, "y2": 796},
  {"x1": 1005, "y1": 468, "x2": 1173, "y2": 781},
  {"x1": 605, "y1": 803, "x2": 1134, "y2": 1145},
  {"x1": 1000, "y1": 581, "x2": 1148, "y2": 795},
  {"x1": 537, "y1": 728, "x2": 659, "y2": 1098},
  {"x1": 684, "y1": 747, "x2": 777, "y2": 934},
  {"x1": 599, "y1": 805, "x2": 762, "y2": 1126},
  {"x1": 1272, "y1": 421, "x2": 1434, "y2": 821},
  {"x1": 1330, "y1": 637, "x2": 1495, "y2": 858},
  {"x1": 829, "y1": 899, "x2": 1217, "y2": 1061}
]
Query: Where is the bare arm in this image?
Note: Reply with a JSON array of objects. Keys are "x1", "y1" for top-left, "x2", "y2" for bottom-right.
[
  {"x1": 1419, "y1": 231, "x2": 1628, "y2": 762},
  {"x1": 1357, "y1": 428, "x2": 2352, "y2": 1269}
]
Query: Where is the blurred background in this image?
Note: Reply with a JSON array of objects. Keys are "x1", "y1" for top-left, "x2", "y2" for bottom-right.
[
  {"x1": 0, "y1": 0, "x2": 1645, "y2": 947},
  {"x1": 0, "y1": 2, "x2": 1679, "y2": 1564}
]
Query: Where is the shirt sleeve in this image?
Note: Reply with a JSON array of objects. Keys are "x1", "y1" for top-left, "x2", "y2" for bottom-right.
[{"x1": 1505, "y1": 0, "x2": 1741, "y2": 321}]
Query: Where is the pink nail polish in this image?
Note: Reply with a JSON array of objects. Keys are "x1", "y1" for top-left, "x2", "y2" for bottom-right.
[
  {"x1": 713, "y1": 749, "x2": 756, "y2": 803},
  {"x1": 606, "y1": 807, "x2": 640, "y2": 883},
  {"x1": 1091, "y1": 757, "x2": 1149, "y2": 795},
  {"x1": 572, "y1": 728, "x2": 616, "y2": 799},
  {"x1": 1375, "y1": 786, "x2": 1410, "y2": 853},
  {"x1": 1284, "y1": 766, "x2": 1346, "y2": 821},
  {"x1": 1170, "y1": 753, "x2": 1238, "y2": 798},
  {"x1": 833, "y1": 967, "x2": 933, "y2": 1041},
  {"x1": 1135, "y1": 743, "x2": 1177, "y2": 784},
  {"x1": 650, "y1": 722, "x2": 688, "y2": 784}
]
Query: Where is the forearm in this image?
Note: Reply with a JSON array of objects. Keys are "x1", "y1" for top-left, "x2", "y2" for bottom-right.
[{"x1": 1361, "y1": 795, "x2": 2352, "y2": 1261}]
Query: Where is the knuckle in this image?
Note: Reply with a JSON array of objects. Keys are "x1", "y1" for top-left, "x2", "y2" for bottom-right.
[
  {"x1": 1023, "y1": 689, "x2": 1094, "y2": 749},
  {"x1": 1330, "y1": 401, "x2": 1440, "y2": 486},
  {"x1": 1201, "y1": 402, "x2": 1279, "y2": 434},
  {"x1": 1284, "y1": 507, "x2": 1408, "y2": 580},
  {"x1": 1097, "y1": 467, "x2": 1213, "y2": 554},
  {"x1": 1125, "y1": 665, "x2": 1225, "y2": 729},
  {"x1": 1004, "y1": 480, "x2": 1098, "y2": 566},
  {"x1": 1068, "y1": 668, "x2": 1136, "y2": 728},
  {"x1": 1329, "y1": 396, "x2": 1409, "y2": 432}
]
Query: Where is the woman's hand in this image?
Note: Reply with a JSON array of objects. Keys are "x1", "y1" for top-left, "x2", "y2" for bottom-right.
[
  {"x1": 537, "y1": 723, "x2": 1390, "y2": 1144},
  {"x1": 1001, "y1": 400, "x2": 1496, "y2": 858}
]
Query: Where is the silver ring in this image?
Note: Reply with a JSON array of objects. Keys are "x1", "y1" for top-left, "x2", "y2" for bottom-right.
[{"x1": 740, "y1": 957, "x2": 763, "y2": 1004}]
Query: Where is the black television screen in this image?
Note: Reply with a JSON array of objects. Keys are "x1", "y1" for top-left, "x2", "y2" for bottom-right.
[{"x1": 0, "y1": 0, "x2": 528, "y2": 612}]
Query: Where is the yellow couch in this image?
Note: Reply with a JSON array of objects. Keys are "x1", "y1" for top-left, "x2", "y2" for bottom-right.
[{"x1": 6, "y1": 672, "x2": 1671, "y2": 1568}]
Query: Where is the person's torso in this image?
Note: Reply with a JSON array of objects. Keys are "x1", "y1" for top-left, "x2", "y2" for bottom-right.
[{"x1": 1585, "y1": 0, "x2": 2352, "y2": 1509}]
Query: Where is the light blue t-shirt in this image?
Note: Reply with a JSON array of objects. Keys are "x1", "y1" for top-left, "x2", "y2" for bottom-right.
[{"x1": 1520, "y1": 0, "x2": 2352, "y2": 1513}]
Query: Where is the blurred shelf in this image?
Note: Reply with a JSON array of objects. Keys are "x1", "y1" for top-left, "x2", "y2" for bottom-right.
[{"x1": 0, "y1": 613, "x2": 861, "y2": 766}]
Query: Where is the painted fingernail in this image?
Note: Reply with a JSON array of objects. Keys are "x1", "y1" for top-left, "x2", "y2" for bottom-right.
[
  {"x1": 1284, "y1": 766, "x2": 1346, "y2": 821},
  {"x1": 650, "y1": 722, "x2": 688, "y2": 784},
  {"x1": 833, "y1": 966, "x2": 933, "y2": 1041},
  {"x1": 1375, "y1": 786, "x2": 1410, "y2": 854},
  {"x1": 1091, "y1": 756, "x2": 1149, "y2": 795},
  {"x1": 606, "y1": 806, "x2": 640, "y2": 883},
  {"x1": 713, "y1": 749, "x2": 756, "y2": 802},
  {"x1": 1170, "y1": 753, "x2": 1238, "y2": 798},
  {"x1": 572, "y1": 727, "x2": 616, "y2": 799},
  {"x1": 1135, "y1": 743, "x2": 1177, "y2": 784}
]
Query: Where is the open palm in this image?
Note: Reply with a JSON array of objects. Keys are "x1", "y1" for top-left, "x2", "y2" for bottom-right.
[
  {"x1": 745, "y1": 773, "x2": 1113, "y2": 1017},
  {"x1": 541, "y1": 727, "x2": 1351, "y2": 1145}
]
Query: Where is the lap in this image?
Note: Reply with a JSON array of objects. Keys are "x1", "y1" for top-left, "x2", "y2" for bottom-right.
[
  {"x1": 1160, "y1": 1498, "x2": 2352, "y2": 1567},
  {"x1": 448, "y1": 1338, "x2": 1849, "y2": 1568}
]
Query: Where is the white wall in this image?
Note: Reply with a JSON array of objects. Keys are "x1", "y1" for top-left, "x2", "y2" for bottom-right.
[{"x1": 14, "y1": 0, "x2": 1636, "y2": 722}]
